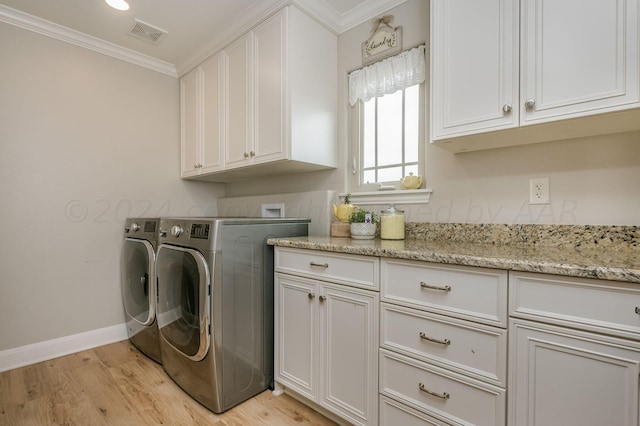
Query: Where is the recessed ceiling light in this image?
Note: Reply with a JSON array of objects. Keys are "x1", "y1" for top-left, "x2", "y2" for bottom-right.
[{"x1": 105, "y1": 0, "x2": 130, "y2": 11}]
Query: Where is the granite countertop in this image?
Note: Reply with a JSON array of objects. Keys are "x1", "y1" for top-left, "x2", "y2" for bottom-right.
[{"x1": 268, "y1": 230, "x2": 640, "y2": 284}]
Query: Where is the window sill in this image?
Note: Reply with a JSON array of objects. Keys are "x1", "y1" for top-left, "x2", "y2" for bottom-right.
[{"x1": 340, "y1": 189, "x2": 432, "y2": 206}]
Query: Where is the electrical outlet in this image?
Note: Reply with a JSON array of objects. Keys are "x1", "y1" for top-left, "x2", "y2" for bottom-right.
[{"x1": 529, "y1": 178, "x2": 550, "y2": 204}]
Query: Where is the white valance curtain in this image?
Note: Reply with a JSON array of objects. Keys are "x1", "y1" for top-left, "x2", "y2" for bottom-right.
[{"x1": 348, "y1": 45, "x2": 426, "y2": 107}]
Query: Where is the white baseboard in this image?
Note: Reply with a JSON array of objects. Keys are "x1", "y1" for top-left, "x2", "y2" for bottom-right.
[{"x1": 0, "y1": 323, "x2": 128, "y2": 373}]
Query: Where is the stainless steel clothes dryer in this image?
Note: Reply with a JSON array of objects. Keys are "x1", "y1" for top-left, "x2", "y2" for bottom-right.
[
  {"x1": 155, "y1": 217, "x2": 309, "y2": 413},
  {"x1": 121, "y1": 218, "x2": 162, "y2": 363}
]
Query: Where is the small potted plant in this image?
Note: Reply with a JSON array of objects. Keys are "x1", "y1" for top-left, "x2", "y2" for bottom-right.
[{"x1": 349, "y1": 208, "x2": 377, "y2": 240}]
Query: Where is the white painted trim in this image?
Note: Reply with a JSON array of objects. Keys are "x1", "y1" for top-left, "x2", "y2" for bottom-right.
[
  {"x1": 340, "y1": 189, "x2": 432, "y2": 205},
  {"x1": 0, "y1": 4, "x2": 177, "y2": 77},
  {"x1": 294, "y1": 0, "x2": 409, "y2": 34},
  {"x1": 0, "y1": 323, "x2": 128, "y2": 373},
  {"x1": 177, "y1": 0, "x2": 289, "y2": 76}
]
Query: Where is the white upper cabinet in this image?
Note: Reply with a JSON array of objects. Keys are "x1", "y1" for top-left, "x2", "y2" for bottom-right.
[
  {"x1": 181, "y1": 6, "x2": 337, "y2": 181},
  {"x1": 180, "y1": 68, "x2": 200, "y2": 178},
  {"x1": 430, "y1": 0, "x2": 518, "y2": 140},
  {"x1": 224, "y1": 34, "x2": 252, "y2": 170},
  {"x1": 180, "y1": 54, "x2": 224, "y2": 177},
  {"x1": 431, "y1": 0, "x2": 640, "y2": 153},
  {"x1": 521, "y1": 0, "x2": 639, "y2": 124}
]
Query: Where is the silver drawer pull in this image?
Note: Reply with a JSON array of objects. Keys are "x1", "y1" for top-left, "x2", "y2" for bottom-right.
[
  {"x1": 310, "y1": 261, "x2": 329, "y2": 268},
  {"x1": 419, "y1": 332, "x2": 451, "y2": 346},
  {"x1": 420, "y1": 282, "x2": 451, "y2": 292},
  {"x1": 635, "y1": 307, "x2": 640, "y2": 315},
  {"x1": 418, "y1": 383, "x2": 450, "y2": 400}
]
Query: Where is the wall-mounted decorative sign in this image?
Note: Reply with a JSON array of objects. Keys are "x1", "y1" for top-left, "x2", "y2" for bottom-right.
[{"x1": 362, "y1": 15, "x2": 402, "y2": 65}]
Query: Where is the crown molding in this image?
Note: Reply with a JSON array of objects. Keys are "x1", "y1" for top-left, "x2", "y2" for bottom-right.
[
  {"x1": 293, "y1": 0, "x2": 409, "y2": 34},
  {"x1": 176, "y1": 0, "x2": 289, "y2": 77},
  {"x1": 0, "y1": 4, "x2": 177, "y2": 77}
]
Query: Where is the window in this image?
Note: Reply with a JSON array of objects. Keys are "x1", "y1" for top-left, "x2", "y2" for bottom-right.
[
  {"x1": 348, "y1": 45, "x2": 426, "y2": 193},
  {"x1": 361, "y1": 84, "x2": 421, "y2": 186}
]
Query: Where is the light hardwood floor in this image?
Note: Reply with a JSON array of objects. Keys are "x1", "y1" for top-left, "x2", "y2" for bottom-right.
[{"x1": 0, "y1": 340, "x2": 337, "y2": 425}]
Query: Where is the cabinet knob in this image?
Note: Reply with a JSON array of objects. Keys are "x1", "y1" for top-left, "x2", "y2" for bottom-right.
[
  {"x1": 635, "y1": 307, "x2": 640, "y2": 315},
  {"x1": 243, "y1": 152, "x2": 249, "y2": 158},
  {"x1": 525, "y1": 99, "x2": 536, "y2": 109},
  {"x1": 319, "y1": 295, "x2": 326, "y2": 303},
  {"x1": 502, "y1": 103, "x2": 512, "y2": 113},
  {"x1": 194, "y1": 163, "x2": 198, "y2": 169},
  {"x1": 250, "y1": 151, "x2": 255, "y2": 157},
  {"x1": 308, "y1": 293, "x2": 315, "y2": 300}
]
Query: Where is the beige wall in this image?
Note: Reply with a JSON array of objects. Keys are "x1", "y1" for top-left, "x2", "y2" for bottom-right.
[
  {"x1": 0, "y1": 23, "x2": 224, "y2": 351},
  {"x1": 1, "y1": 0, "x2": 638, "y2": 355},
  {"x1": 228, "y1": 0, "x2": 640, "y2": 226}
]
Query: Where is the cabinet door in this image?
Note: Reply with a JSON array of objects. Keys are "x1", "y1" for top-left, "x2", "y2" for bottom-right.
[
  {"x1": 180, "y1": 68, "x2": 200, "y2": 177},
  {"x1": 430, "y1": 0, "x2": 518, "y2": 140},
  {"x1": 320, "y1": 283, "x2": 378, "y2": 426},
  {"x1": 509, "y1": 319, "x2": 640, "y2": 426},
  {"x1": 199, "y1": 53, "x2": 224, "y2": 173},
  {"x1": 253, "y1": 10, "x2": 287, "y2": 164},
  {"x1": 521, "y1": 0, "x2": 639, "y2": 124},
  {"x1": 224, "y1": 34, "x2": 252, "y2": 169},
  {"x1": 274, "y1": 274, "x2": 318, "y2": 401}
]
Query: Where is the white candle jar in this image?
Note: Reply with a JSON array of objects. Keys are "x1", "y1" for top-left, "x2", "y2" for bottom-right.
[{"x1": 380, "y1": 204, "x2": 405, "y2": 240}]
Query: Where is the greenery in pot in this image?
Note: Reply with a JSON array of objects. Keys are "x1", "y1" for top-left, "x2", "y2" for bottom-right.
[
  {"x1": 349, "y1": 209, "x2": 378, "y2": 224},
  {"x1": 349, "y1": 209, "x2": 377, "y2": 240}
]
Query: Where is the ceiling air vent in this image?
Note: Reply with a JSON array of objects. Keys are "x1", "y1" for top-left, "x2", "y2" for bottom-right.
[{"x1": 128, "y1": 18, "x2": 167, "y2": 44}]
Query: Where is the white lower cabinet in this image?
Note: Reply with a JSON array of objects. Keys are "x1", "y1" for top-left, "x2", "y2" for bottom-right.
[
  {"x1": 274, "y1": 250, "x2": 640, "y2": 426},
  {"x1": 508, "y1": 272, "x2": 640, "y2": 426},
  {"x1": 380, "y1": 259, "x2": 508, "y2": 425},
  {"x1": 509, "y1": 319, "x2": 640, "y2": 426},
  {"x1": 274, "y1": 248, "x2": 379, "y2": 426},
  {"x1": 380, "y1": 349, "x2": 506, "y2": 426}
]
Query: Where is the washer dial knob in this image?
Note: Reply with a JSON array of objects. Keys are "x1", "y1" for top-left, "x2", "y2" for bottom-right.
[
  {"x1": 129, "y1": 223, "x2": 141, "y2": 232},
  {"x1": 170, "y1": 225, "x2": 184, "y2": 237}
]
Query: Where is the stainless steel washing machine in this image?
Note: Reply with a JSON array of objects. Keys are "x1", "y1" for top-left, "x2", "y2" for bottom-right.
[
  {"x1": 155, "y1": 217, "x2": 309, "y2": 413},
  {"x1": 121, "y1": 217, "x2": 162, "y2": 363}
]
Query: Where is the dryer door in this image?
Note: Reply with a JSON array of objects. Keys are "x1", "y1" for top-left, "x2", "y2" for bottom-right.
[
  {"x1": 156, "y1": 244, "x2": 210, "y2": 361},
  {"x1": 121, "y1": 238, "x2": 155, "y2": 326}
]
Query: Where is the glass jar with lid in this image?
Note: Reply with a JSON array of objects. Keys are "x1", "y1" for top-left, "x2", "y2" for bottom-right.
[{"x1": 380, "y1": 204, "x2": 405, "y2": 240}]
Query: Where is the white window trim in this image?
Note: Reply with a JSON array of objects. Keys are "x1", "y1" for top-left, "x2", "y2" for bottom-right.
[
  {"x1": 348, "y1": 82, "x2": 430, "y2": 203},
  {"x1": 347, "y1": 44, "x2": 430, "y2": 204},
  {"x1": 339, "y1": 189, "x2": 432, "y2": 206}
]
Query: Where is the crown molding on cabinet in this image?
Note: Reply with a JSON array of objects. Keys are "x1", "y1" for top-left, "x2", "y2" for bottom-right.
[
  {"x1": 0, "y1": 4, "x2": 178, "y2": 77},
  {"x1": 294, "y1": 0, "x2": 409, "y2": 34},
  {"x1": 176, "y1": 0, "x2": 289, "y2": 77}
]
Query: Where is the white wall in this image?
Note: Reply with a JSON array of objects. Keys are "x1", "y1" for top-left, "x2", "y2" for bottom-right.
[
  {"x1": 227, "y1": 0, "x2": 640, "y2": 226},
  {"x1": 0, "y1": 23, "x2": 224, "y2": 352}
]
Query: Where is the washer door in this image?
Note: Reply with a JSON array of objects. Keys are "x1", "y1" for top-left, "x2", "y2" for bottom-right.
[
  {"x1": 121, "y1": 238, "x2": 155, "y2": 326},
  {"x1": 156, "y1": 244, "x2": 210, "y2": 361}
]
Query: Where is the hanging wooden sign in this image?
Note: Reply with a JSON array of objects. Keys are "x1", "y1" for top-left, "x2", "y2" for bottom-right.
[{"x1": 362, "y1": 15, "x2": 402, "y2": 65}]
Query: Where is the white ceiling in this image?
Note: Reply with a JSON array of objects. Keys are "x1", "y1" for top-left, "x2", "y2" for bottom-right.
[{"x1": 0, "y1": 0, "x2": 407, "y2": 76}]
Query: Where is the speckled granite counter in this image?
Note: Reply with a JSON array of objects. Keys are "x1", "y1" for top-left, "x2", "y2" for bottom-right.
[{"x1": 268, "y1": 224, "x2": 640, "y2": 284}]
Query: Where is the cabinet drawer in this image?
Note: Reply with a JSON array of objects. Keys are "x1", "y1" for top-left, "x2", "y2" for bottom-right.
[
  {"x1": 380, "y1": 349, "x2": 506, "y2": 426},
  {"x1": 380, "y1": 396, "x2": 450, "y2": 426},
  {"x1": 510, "y1": 272, "x2": 640, "y2": 341},
  {"x1": 381, "y1": 303, "x2": 507, "y2": 387},
  {"x1": 381, "y1": 259, "x2": 507, "y2": 327},
  {"x1": 275, "y1": 247, "x2": 379, "y2": 290}
]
